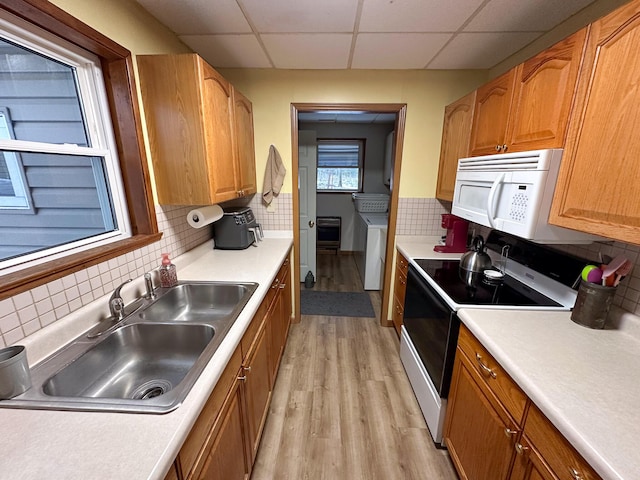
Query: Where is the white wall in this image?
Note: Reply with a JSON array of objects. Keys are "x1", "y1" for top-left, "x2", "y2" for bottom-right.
[{"x1": 299, "y1": 121, "x2": 394, "y2": 251}]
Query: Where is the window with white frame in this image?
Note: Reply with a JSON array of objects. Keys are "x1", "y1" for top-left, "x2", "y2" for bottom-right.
[
  {"x1": 316, "y1": 139, "x2": 364, "y2": 192},
  {"x1": 0, "y1": 12, "x2": 130, "y2": 273}
]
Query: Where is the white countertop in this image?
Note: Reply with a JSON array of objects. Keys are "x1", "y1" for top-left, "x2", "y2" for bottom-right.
[
  {"x1": 459, "y1": 306, "x2": 640, "y2": 480},
  {"x1": 395, "y1": 235, "x2": 464, "y2": 262},
  {"x1": 0, "y1": 233, "x2": 292, "y2": 480}
]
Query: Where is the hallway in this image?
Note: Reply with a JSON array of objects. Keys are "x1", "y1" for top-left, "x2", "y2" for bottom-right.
[{"x1": 250, "y1": 253, "x2": 457, "y2": 479}]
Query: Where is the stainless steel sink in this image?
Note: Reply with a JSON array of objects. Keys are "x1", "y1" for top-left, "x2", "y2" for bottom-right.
[
  {"x1": 139, "y1": 282, "x2": 255, "y2": 322},
  {"x1": 42, "y1": 323, "x2": 215, "y2": 399},
  {"x1": 0, "y1": 281, "x2": 257, "y2": 413}
]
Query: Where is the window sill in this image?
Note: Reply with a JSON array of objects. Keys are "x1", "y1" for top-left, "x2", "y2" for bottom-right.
[{"x1": 0, "y1": 233, "x2": 162, "y2": 301}]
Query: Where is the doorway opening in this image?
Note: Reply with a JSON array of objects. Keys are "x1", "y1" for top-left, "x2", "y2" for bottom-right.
[{"x1": 291, "y1": 103, "x2": 407, "y2": 326}]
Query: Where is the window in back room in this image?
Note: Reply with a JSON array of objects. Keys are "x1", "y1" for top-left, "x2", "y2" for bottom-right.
[
  {"x1": 0, "y1": 13, "x2": 130, "y2": 274},
  {"x1": 316, "y1": 139, "x2": 365, "y2": 193}
]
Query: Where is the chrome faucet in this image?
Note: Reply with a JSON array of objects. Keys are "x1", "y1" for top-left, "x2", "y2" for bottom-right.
[
  {"x1": 109, "y1": 279, "x2": 132, "y2": 320},
  {"x1": 144, "y1": 272, "x2": 156, "y2": 299}
]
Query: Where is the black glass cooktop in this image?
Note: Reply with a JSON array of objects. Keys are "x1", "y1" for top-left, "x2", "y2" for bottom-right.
[{"x1": 414, "y1": 259, "x2": 561, "y2": 307}]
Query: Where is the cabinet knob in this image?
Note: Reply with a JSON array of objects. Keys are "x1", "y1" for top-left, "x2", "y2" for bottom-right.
[
  {"x1": 502, "y1": 144, "x2": 508, "y2": 152},
  {"x1": 495, "y1": 144, "x2": 501, "y2": 151},
  {"x1": 243, "y1": 366, "x2": 252, "y2": 372},
  {"x1": 271, "y1": 279, "x2": 280, "y2": 289},
  {"x1": 569, "y1": 468, "x2": 584, "y2": 480},
  {"x1": 237, "y1": 375, "x2": 247, "y2": 381},
  {"x1": 475, "y1": 353, "x2": 497, "y2": 379},
  {"x1": 504, "y1": 428, "x2": 517, "y2": 438},
  {"x1": 515, "y1": 443, "x2": 529, "y2": 455},
  {"x1": 399, "y1": 277, "x2": 406, "y2": 285}
]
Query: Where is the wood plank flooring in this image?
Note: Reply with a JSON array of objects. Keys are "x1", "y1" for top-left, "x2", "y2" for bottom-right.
[{"x1": 250, "y1": 253, "x2": 458, "y2": 480}]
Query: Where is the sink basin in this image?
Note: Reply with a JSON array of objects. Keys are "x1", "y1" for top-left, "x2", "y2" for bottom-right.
[
  {"x1": 0, "y1": 281, "x2": 258, "y2": 413},
  {"x1": 140, "y1": 282, "x2": 254, "y2": 322},
  {"x1": 42, "y1": 323, "x2": 215, "y2": 400}
]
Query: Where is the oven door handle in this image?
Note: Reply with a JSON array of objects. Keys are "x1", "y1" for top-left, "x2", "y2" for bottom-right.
[{"x1": 486, "y1": 172, "x2": 505, "y2": 228}]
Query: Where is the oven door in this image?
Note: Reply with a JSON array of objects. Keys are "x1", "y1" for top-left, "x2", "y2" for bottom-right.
[{"x1": 402, "y1": 264, "x2": 459, "y2": 398}]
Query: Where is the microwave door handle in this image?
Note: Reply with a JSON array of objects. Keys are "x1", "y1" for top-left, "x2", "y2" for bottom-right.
[{"x1": 487, "y1": 172, "x2": 505, "y2": 228}]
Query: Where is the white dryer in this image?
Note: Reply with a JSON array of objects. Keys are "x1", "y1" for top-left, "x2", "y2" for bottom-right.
[{"x1": 354, "y1": 212, "x2": 388, "y2": 290}]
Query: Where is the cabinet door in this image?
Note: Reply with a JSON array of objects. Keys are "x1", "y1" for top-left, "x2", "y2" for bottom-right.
[
  {"x1": 137, "y1": 54, "x2": 211, "y2": 205},
  {"x1": 470, "y1": 69, "x2": 515, "y2": 156},
  {"x1": 549, "y1": 0, "x2": 640, "y2": 245},
  {"x1": 233, "y1": 89, "x2": 257, "y2": 197},
  {"x1": 510, "y1": 435, "x2": 557, "y2": 480},
  {"x1": 243, "y1": 321, "x2": 272, "y2": 464},
  {"x1": 200, "y1": 60, "x2": 239, "y2": 203},
  {"x1": 197, "y1": 377, "x2": 250, "y2": 480},
  {"x1": 444, "y1": 351, "x2": 517, "y2": 480},
  {"x1": 436, "y1": 91, "x2": 475, "y2": 201},
  {"x1": 506, "y1": 29, "x2": 586, "y2": 152},
  {"x1": 268, "y1": 287, "x2": 285, "y2": 388}
]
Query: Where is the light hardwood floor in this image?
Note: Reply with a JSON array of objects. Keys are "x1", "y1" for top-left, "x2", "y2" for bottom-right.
[{"x1": 250, "y1": 253, "x2": 458, "y2": 480}]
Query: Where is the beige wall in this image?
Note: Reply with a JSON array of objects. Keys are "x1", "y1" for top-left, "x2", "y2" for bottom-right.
[
  {"x1": 50, "y1": 0, "x2": 189, "y2": 55},
  {"x1": 220, "y1": 69, "x2": 486, "y2": 198}
]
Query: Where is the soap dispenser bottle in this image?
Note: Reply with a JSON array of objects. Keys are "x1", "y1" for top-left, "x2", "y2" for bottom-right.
[{"x1": 159, "y1": 252, "x2": 178, "y2": 288}]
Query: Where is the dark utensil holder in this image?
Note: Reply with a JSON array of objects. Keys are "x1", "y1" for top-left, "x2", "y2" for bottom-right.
[{"x1": 571, "y1": 280, "x2": 616, "y2": 329}]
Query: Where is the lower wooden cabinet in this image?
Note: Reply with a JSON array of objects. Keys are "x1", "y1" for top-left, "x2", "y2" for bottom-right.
[
  {"x1": 268, "y1": 256, "x2": 290, "y2": 386},
  {"x1": 445, "y1": 326, "x2": 602, "y2": 480},
  {"x1": 169, "y1": 253, "x2": 292, "y2": 480},
  {"x1": 391, "y1": 250, "x2": 408, "y2": 335},
  {"x1": 242, "y1": 318, "x2": 272, "y2": 464},
  {"x1": 514, "y1": 405, "x2": 601, "y2": 480},
  {"x1": 445, "y1": 350, "x2": 517, "y2": 480},
  {"x1": 196, "y1": 376, "x2": 250, "y2": 480}
]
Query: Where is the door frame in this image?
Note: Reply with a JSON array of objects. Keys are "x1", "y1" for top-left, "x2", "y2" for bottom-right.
[{"x1": 290, "y1": 103, "x2": 407, "y2": 326}]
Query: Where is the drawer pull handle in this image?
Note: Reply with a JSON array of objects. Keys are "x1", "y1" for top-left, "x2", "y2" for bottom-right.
[
  {"x1": 279, "y1": 283, "x2": 286, "y2": 289},
  {"x1": 515, "y1": 443, "x2": 529, "y2": 455},
  {"x1": 237, "y1": 375, "x2": 247, "y2": 381},
  {"x1": 569, "y1": 468, "x2": 584, "y2": 480},
  {"x1": 243, "y1": 366, "x2": 252, "y2": 372},
  {"x1": 399, "y1": 278, "x2": 406, "y2": 285},
  {"x1": 272, "y1": 279, "x2": 280, "y2": 289},
  {"x1": 504, "y1": 428, "x2": 517, "y2": 438},
  {"x1": 475, "y1": 353, "x2": 497, "y2": 379}
]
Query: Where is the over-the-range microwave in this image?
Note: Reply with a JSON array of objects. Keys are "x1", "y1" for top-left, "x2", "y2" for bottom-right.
[{"x1": 451, "y1": 149, "x2": 601, "y2": 244}]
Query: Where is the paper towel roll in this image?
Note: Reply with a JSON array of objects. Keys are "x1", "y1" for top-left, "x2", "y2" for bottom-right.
[{"x1": 187, "y1": 205, "x2": 223, "y2": 229}]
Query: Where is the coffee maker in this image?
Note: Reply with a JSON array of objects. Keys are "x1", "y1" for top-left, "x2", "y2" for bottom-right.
[{"x1": 434, "y1": 214, "x2": 469, "y2": 253}]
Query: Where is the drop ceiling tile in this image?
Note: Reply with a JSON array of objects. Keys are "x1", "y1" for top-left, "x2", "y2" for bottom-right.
[
  {"x1": 239, "y1": 0, "x2": 359, "y2": 33},
  {"x1": 352, "y1": 33, "x2": 452, "y2": 69},
  {"x1": 262, "y1": 34, "x2": 352, "y2": 69},
  {"x1": 136, "y1": 0, "x2": 251, "y2": 34},
  {"x1": 359, "y1": 0, "x2": 485, "y2": 32},
  {"x1": 428, "y1": 32, "x2": 542, "y2": 69},
  {"x1": 180, "y1": 35, "x2": 272, "y2": 68},
  {"x1": 466, "y1": 0, "x2": 596, "y2": 32}
]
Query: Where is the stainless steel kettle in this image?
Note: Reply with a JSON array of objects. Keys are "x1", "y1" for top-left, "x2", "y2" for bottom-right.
[{"x1": 459, "y1": 235, "x2": 492, "y2": 287}]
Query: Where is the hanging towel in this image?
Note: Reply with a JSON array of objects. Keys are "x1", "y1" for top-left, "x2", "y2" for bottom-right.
[{"x1": 262, "y1": 145, "x2": 287, "y2": 204}]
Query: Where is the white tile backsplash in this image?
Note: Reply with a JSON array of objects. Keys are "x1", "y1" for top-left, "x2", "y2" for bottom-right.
[{"x1": 0, "y1": 204, "x2": 212, "y2": 347}]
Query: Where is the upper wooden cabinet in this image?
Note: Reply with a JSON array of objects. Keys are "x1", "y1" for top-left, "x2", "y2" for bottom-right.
[
  {"x1": 233, "y1": 89, "x2": 258, "y2": 198},
  {"x1": 470, "y1": 69, "x2": 515, "y2": 156},
  {"x1": 549, "y1": 0, "x2": 640, "y2": 245},
  {"x1": 435, "y1": 91, "x2": 475, "y2": 202},
  {"x1": 506, "y1": 29, "x2": 587, "y2": 152},
  {"x1": 469, "y1": 30, "x2": 586, "y2": 157},
  {"x1": 137, "y1": 54, "x2": 256, "y2": 205}
]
